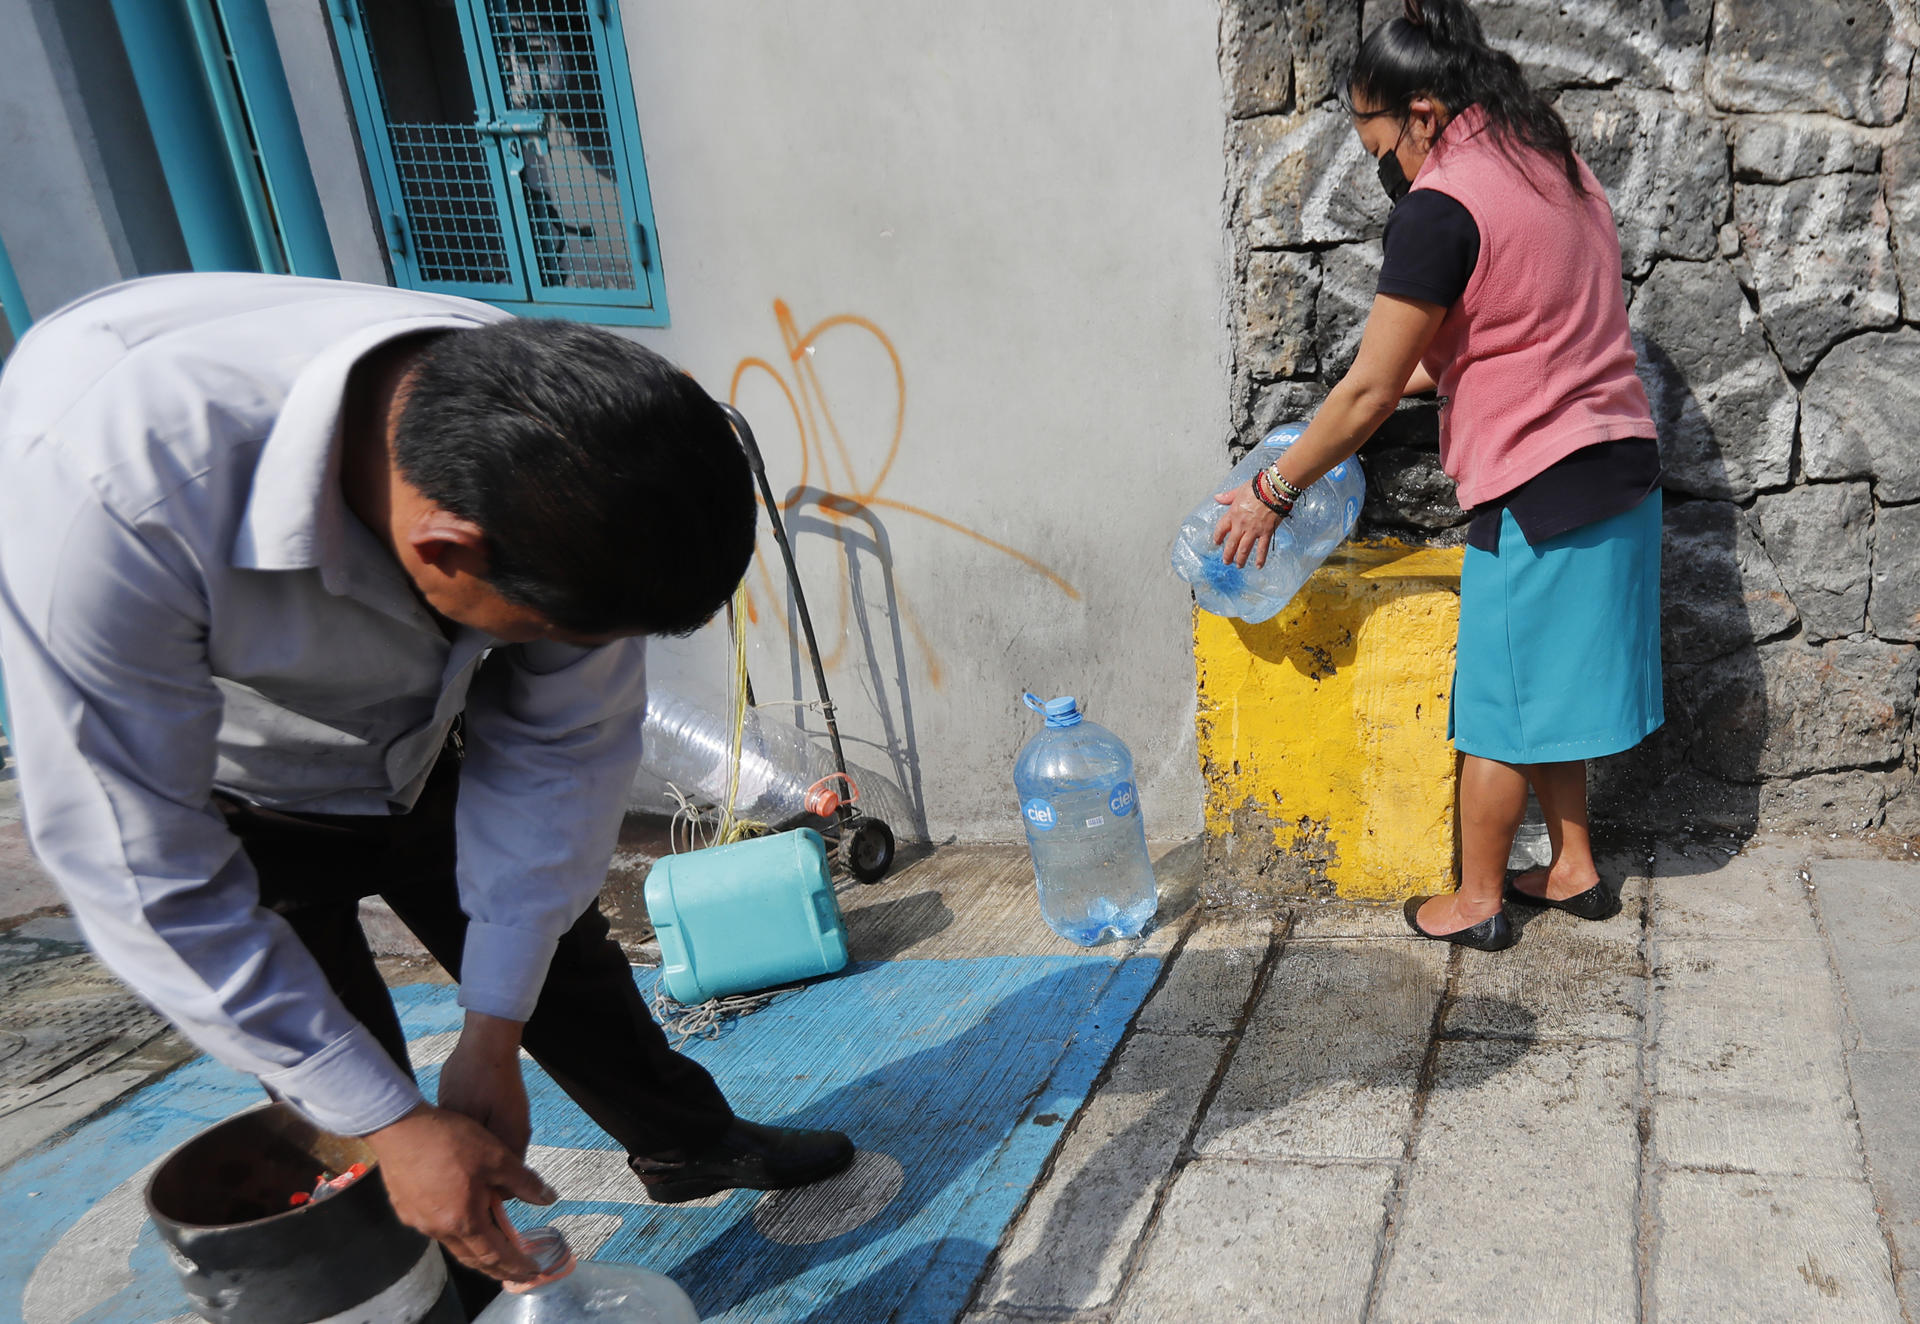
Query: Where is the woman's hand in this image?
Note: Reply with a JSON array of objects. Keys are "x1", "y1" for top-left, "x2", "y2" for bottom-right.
[{"x1": 1212, "y1": 481, "x2": 1283, "y2": 569}]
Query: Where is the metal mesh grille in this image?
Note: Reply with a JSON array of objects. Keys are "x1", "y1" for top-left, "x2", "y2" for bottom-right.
[
  {"x1": 389, "y1": 125, "x2": 517, "y2": 285},
  {"x1": 356, "y1": 0, "x2": 516, "y2": 287},
  {"x1": 484, "y1": 0, "x2": 638, "y2": 291}
]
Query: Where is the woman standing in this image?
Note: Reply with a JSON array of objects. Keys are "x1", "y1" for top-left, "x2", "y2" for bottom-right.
[{"x1": 1213, "y1": 0, "x2": 1663, "y2": 950}]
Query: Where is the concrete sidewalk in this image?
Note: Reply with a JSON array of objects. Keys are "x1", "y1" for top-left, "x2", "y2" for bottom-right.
[
  {"x1": 964, "y1": 837, "x2": 1920, "y2": 1323},
  {"x1": 2, "y1": 727, "x2": 1916, "y2": 1321}
]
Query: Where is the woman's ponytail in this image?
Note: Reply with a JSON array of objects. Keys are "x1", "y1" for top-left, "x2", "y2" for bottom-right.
[
  {"x1": 1350, "y1": 0, "x2": 1585, "y2": 195},
  {"x1": 1401, "y1": 0, "x2": 1484, "y2": 51}
]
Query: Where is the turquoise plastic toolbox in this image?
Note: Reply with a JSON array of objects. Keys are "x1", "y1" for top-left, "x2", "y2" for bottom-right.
[{"x1": 642, "y1": 828, "x2": 849, "y2": 1004}]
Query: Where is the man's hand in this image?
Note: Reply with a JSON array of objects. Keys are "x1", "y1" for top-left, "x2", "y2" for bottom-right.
[
  {"x1": 365, "y1": 1103, "x2": 556, "y2": 1282},
  {"x1": 438, "y1": 1011, "x2": 532, "y2": 1155}
]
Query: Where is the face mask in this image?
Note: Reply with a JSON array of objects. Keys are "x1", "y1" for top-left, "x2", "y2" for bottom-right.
[{"x1": 1377, "y1": 148, "x2": 1411, "y2": 204}]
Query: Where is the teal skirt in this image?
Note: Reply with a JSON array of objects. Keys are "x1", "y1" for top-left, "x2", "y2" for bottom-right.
[{"x1": 1450, "y1": 491, "x2": 1664, "y2": 763}]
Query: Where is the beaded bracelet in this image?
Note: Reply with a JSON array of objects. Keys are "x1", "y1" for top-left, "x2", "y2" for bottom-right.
[
  {"x1": 1252, "y1": 468, "x2": 1295, "y2": 518},
  {"x1": 1266, "y1": 462, "x2": 1305, "y2": 501}
]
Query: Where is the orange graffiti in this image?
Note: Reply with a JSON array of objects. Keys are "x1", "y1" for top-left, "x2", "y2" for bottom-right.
[{"x1": 729, "y1": 299, "x2": 1079, "y2": 690}]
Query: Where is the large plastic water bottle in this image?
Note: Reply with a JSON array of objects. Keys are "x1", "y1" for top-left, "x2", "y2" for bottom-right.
[
  {"x1": 639, "y1": 690, "x2": 916, "y2": 834},
  {"x1": 1015, "y1": 694, "x2": 1158, "y2": 945},
  {"x1": 473, "y1": 1226, "x2": 700, "y2": 1323},
  {"x1": 1169, "y1": 422, "x2": 1366, "y2": 623}
]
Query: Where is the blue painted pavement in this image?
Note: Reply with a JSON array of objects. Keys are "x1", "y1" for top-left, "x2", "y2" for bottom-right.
[{"x1": 2, "y1": 953, "x2": 1159, "y2": 1324}]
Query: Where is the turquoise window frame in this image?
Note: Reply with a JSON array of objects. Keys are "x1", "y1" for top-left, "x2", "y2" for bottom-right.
[
  {"x1": 0, "y1": 234, "x2": 27, "y2": 342},
  {"x1": 107, "y1": 0, "x2": 338, "y2": 278},
  {"x1": 326, "y1": 0, "x2": 669, "y2": 326}
]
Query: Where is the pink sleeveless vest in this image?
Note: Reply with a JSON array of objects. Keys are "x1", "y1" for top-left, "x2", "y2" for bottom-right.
[{"x1": 1411, "y1": 106, "x2": 1655, "y2": 507}]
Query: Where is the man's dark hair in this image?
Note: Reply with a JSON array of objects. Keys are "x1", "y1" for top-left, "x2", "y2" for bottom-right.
[{"x1": 394, "y1": 320, "x2": 755, "y2": 636}]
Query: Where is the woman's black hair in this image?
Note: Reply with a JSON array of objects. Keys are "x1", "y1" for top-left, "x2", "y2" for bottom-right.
[{"x1": 1344, "y1": 0, "x2": 1585, "y2": 195}]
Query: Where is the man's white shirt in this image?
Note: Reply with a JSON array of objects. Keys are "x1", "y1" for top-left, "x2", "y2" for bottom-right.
[{"x1": 0, "y1": 274, "x2": 650, "y2": 1134}]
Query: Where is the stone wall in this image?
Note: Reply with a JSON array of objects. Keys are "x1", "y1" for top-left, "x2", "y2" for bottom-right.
[{"x1": 1221, "y1": 0, "x2": 1920, "y2": 837}]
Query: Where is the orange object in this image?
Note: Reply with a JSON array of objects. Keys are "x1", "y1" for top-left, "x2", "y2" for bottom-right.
[{"x1": 803, "y1": 772, "x2": 859, "y2": 818}]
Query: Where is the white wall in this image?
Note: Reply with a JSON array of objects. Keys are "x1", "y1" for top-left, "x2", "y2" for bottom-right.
[{"x1": 623, "y1": 0, "x2": 1229, "y2": 841}]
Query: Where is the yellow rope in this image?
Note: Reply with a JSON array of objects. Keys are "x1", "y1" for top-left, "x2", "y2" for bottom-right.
[{"x1": 714, "y1": 583, "x2": 766, "y2": 847}]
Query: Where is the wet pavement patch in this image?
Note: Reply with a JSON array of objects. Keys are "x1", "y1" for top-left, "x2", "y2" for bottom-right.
[{"x1": 2, "y1": 954, "x2": 1157, "y2": 1324}]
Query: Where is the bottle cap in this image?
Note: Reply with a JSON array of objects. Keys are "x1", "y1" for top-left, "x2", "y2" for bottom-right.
[
  {"x1": 1023, "y1": 693, "x2": 1083, "y2": 728},
  {"x1": 503, "y1": 1223, "x2": 577, "y2": 1294}
]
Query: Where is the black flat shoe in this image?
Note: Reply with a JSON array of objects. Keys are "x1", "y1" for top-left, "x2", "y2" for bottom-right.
[
  {"x1": 1403, "y1": 896, "x2": 1517, "y2": 951},
  {"x1": 630, "y1": 1118, "x2": 855, "y2": 1203},
  {"x1": 1502, "y1": 877, "x2": 1621, "y2": 921}
]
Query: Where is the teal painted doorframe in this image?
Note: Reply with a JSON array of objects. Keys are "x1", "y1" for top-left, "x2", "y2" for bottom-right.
[{"x1": 107, "y1": 0, "x2": 337, "y2": 278}]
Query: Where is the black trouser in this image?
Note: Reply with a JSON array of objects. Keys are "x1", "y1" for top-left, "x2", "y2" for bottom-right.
[{"x1": 217, "y1": 748, "x2": 734, "y2": 1159}]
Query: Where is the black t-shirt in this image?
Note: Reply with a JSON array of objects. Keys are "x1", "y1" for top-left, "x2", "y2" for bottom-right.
[
  {"x1": 1374, "y1": 188, "x2": 1661, "y2": 548},
  {"x1": 1378, "y1": 189, "x2": 1481, "y2": 306}
]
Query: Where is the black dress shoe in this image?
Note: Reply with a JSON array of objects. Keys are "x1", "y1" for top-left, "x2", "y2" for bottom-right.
[
  {"x1": 630, "y1": 1119, "x2": 855, "y2": 1204},
  {"x1": 1403, "y1": 896, "x2": 1517, "y2": 951},
  {"x1": 1502, "y1": 877, "x2": 1621, "y2": 921}
]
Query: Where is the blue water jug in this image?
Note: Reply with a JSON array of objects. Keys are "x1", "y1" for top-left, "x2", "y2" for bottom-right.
[
  {"x1": 1014, "y1": 694, "x2": 1158, "y2": 945},
  {"x1": 1169, "y1": 422, "x2": 1366, "y2": 622},
  {"x1": 642, "y1": 829, "x2": 847, "y2": 1003}
]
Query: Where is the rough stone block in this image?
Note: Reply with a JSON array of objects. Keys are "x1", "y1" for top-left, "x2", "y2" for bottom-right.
[
  {"x1": 1559, "y1": 88, "x2": 1729, "y2": 275},
  {"x1": 1651, "y1": 1172, "x2": 1900, "y2": 1322},
  {"x1": 1681, "y1": 637, "x2": 1920, "y2": 780},
  {"x1": 1132, "y1": 909, "x2": 1272, "y2": 1036},
  {"x1": 1651, "y1": 937, "x2": 1864, "y2": 1179},
  {"x1": 1355, "y1": 447, "x2": 1465, "y2": 537},
  {"x1": 1111, "y1": 1158, "x2": 1393, "y2": 1324},
  {"x1": 1377, "y1": 1043, "x2": 1638, "y2": 1322},
  {"x1": 1235, "y1": 106, "x2": 1386, "y2": 250},
  {"x1": 1242, "y1": 378, "x2": 1327, "y2": 447},
  {"x1": 1242, "y1": 249, "x2": 1319, "y2": 380},
  {"x1": 1221, "y1": 1, "x2": 1292, "y2": 119},
  {"x1": 1194, "y1": 939, "x2": 1446, "y2": 1160},
  {"x1": 1374, "y1": 1154, "x2": 1640, "y2": 1322},
  {"x1": 1850, "y1": 1050, "x2": 1920, "y2": 1271},
  {"x1": 1884, "y1": 769, "x2": 1920, "y2": 837},
  {"x1": 1288, "y1": 899, "x2": 1422, "y2": 941},
  {"x1": 1732, "y1": 175, "x2": 1901, "y2": 374},
  {"x1": 1708, "y1": 0, "x2": 1915, "y2": 124},
  {"x1": 1871, "y1": 502, "x2": 1920, "y2": 642},
  {"x1": 1313, "y1": 240, "x2": 1382, "y2": 381},
  {"x1": 1804, "y1": 329, "x2": 1920, "y2": 503},
  {"x1": 1659, "y1": 499, "x2": 1797, "y2": 665},
  {"x1": 0, "y1": 820, "x2": 61, "y2": 919},
  {"x1": 1630, "y1": 260, "x2": 1795, "y2": 501},
  {"x1": 1471, "y1": 0, "x2": 1710, "y2": 92},
  {"x1": 1754, "y1": 482, "x2": 1874, "y2": 640},
  {"x1": 1812, "y1": 858, "x2": 1920, "y2": 1051},
  {"x1": 982, "y1": 1032, "x2": 1227, "y2": 1312},
  {"x1": 1447, "y1": 874, "x2": 1648, "y2": 1041},
  {"x1": 1762, "y1": 772, "x2": 1893, "y2": 833},
  {"x1": 1417, "y1": 1039, "x2": 1640, "y2": 1167},
  {"x1": 1290, "y1": 0, "x2": 1364, "y2": 108},
  {"x1": 1650, "y1": 841, "x2": 1819, "y2": 942},
  {"x1": 1195, "y1": 545, "x2": 1462, "y2": 903},
  {"x1": 1884, "y1": 113, "x2": 1920, "y2": 318},
  {"x1": 1733, "y1": 118, "x2": 1883, "y2": 182}
]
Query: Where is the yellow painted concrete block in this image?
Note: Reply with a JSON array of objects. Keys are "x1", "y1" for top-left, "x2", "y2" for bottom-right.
[{"x1": 1193, "y1": 541, "x2": 1464, "y2": 902}]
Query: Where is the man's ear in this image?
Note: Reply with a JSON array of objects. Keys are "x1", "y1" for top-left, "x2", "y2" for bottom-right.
[{"x1": 407, "y1": 507, "x2": 490, "y2": 577}]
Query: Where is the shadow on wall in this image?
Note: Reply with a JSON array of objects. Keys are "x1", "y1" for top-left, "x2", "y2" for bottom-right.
[
  {"x1": 729, "y1": 299, "x2": 1083, "y2": 844},
  {"x1": 1591, "y1": 336, "x2": 1768, "y2": 843},
  {"x1": 786, "y1": 491, "x2": 930, "y2": 843}
]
